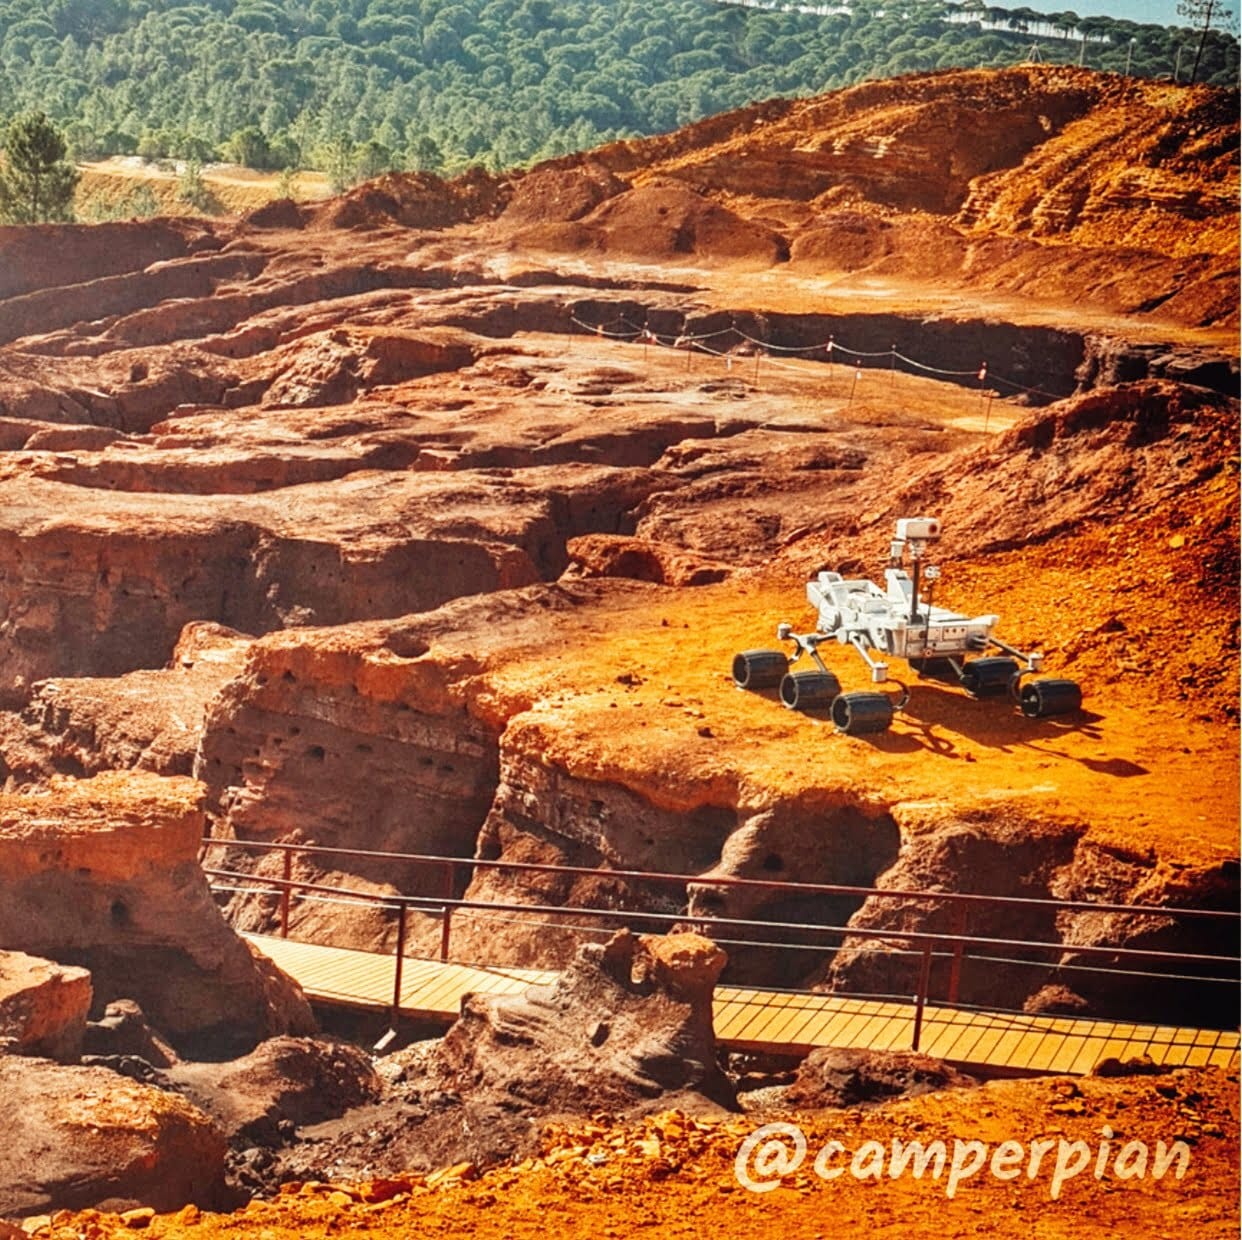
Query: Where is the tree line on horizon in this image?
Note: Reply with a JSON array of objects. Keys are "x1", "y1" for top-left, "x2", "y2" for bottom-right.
[{"x1": 0, "y1": 0, "x2": 1236, "y2": 199}]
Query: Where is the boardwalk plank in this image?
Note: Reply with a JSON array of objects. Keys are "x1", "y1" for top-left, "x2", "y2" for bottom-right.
[{"x1": 242, "y1": 934, "x2": 1237, "y2": 1075}]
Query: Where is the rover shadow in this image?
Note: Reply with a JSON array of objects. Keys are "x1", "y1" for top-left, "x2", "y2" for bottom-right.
[
  {"x1": 853, "y1": 723, "x2": 948, "y2": 756},
  {"x1": 849, "y1": 681, "x2": 1109, "y2": 760}
]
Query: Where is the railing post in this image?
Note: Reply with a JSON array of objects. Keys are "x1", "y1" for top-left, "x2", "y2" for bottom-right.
[
  {"x1": 443, "y1": 859, "x2": 456, "y2": 900},
  {"x1": 439, "y1": 905, "x2": 453, "y2": 963},
  {"x1": 279, "y1": 850, "x2": 293, "y2": 938},
  {"x1": 947, "y1": 901, "x2": 967, "y2": 1005},
  {"x1": 912, "y1": 938, "x2": 933, "y2": 1052},
  {"x1": 391, "y1": 903, "x2": 407, "y2": 1030}
]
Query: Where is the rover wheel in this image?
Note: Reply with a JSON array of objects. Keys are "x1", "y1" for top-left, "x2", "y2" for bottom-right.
[
  {"x1": 960, "y1": 656, "x2": 1020, "y2": 697},
  {"x1": 831, "y1": 691, "x2": 894, "y2": 735},
  {"x1": 1019, "y1": 678, "x2": 1083, "y2": 718},
  {"x1": 732, "y1": 649, "x2": 788, "y2": 690},
  {"x1": 779, "y1": 670, "x2": 842, "y2": 710}
]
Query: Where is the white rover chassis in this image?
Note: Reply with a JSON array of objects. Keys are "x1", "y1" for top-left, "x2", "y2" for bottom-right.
[{"x1": 732, "y1": 518, "x2": 1082, "y2": 735}]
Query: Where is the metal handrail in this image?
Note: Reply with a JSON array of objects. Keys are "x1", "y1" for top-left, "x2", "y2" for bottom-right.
[
  {"x1": 198, "y1": 836, "x2": 1241, "y2": 923},
  {"x1": 201, "y1": 866, "x2": 1241, "y2": 969},
  {"x1": 201, "y1": 836, "x2": 1240, "y2": 1052},
  {"x1": 205, "y1": 861, "x2": 1240, "y2": 1050}
]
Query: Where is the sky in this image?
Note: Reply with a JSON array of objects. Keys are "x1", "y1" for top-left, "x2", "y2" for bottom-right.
[{"x1": 1069, "y1": 0, "x2": 1203, "y2": 26}]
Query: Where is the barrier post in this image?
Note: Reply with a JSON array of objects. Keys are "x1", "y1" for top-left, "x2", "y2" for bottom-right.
[
  {"x1": 279, "y1": 850, "x2": 293, "y2": 938},
  {"x1": 947, "y1": 902, "x2": 967, "y2": 1004},
  {"x1": 439, "y1": 906, "x2": 454, "y2": 963},
  {"x1": 391, "y1": 903, "x2": 407, "y2": 1029},
  {"x1": 912, "y1": 938, "x2": 933, "y2": 1051}
]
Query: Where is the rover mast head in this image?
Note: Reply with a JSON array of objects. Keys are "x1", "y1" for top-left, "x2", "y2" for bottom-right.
[{"x1": 891, "y1": 516, "x2": 941, "y2": 561}]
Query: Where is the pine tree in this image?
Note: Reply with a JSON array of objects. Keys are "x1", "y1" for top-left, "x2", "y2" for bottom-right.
[
  {"x1": 1177, "y1": 0, "x2": 1237, "y2": 82},
  {"x1": 0, "y1": 112, "x2": 80, "y2": 224}
]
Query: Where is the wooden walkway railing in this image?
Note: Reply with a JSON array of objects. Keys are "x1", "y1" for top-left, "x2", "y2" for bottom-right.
[{"x1": 244, "y1": 933, "x2": 1241, "y2": 1076}]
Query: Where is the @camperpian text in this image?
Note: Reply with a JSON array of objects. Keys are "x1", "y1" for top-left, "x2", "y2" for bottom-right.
[{"x1": 733, "y1": 1122, "x2": 1191, "y2": 1199}]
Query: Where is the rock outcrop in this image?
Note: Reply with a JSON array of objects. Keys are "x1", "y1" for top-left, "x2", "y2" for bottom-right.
[
  {"x1": 0, "y1": 1056, "x2": 227, "y2": 1217},
  {"x1": 271, "y1": 930, "x2": 735, "y2": 1184},
  {"x1": 0, "y1": 950, "x2": 92, "y2": 1062},
  {"x1": 82, "y1": 999, "x2": 178, "y2": 1069},
  {"x1": 0, "y1": 772, "x2": 314, "y2": 1054},
  {"x1": 425, "y1": 929, "x2": 733, "y2": 1113},
  {"x1": 167, "y1": 1036, "x2": 384, "y2": 1144}
]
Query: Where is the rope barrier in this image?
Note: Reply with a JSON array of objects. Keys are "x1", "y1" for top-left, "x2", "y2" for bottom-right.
[
  {"x1": 568, "y1": 314, "x2": 642, "y2": 341},
  {"x1": 572, "y1": 310, "x2": 1066, "y2": 404},
  {"x1": 893, "y1": 350, "x2": 983, "y2": 378},
  {"x1": 730, "y1": 325, "x2": 827, "y2": 355},
  {"x1": 989, "y1": 371, "x2": 1065, "y2": 401},
  {"x1": 826, "y1": 338, "x2": 893, "y2": 359}
]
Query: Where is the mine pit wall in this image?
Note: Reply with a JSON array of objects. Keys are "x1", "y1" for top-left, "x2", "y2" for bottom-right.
[
  {"x1": 193, "y1": 620, "x2": 1239, "y2": 1021},
  {"x1": 461, "y1": 771, "x2": 904, "y2": 985},
  {"x1": 0, "y1": 523, "x2": 545, "y2": 707},
  {"x1": 0, "y1": 772, "x2": 314, "y2": 1057},
  {"x1": 824, "y1": 808, "x2": 1240, "y2": 1030},
  {"x1": 556, "y1": 300, "x2": 1238, "y2": 401},
  {"x1": 455, "y1": 749, "x2": 741, "y2": 971},
  {"x1": 0, "y1": 461, "x2": 662, "y2": 700},
  {"x1": 196, "y1": 641, "x2": 503, "y2": 953}
]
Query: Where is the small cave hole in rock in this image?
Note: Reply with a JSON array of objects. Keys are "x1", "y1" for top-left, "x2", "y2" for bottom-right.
[
  {"x1": 110, "y1": 899, "x2": 130, "y2": 926},
  {"x1": 306, "y1": 744, "x2": 326, "y2": 762},
  {"x1": 762, "y1": 853, "x2": 784, "y2": 872}
]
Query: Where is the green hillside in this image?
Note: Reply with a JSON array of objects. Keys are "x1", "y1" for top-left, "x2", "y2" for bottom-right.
[{"x1": 0, "y1": 0, "x2": 1236, "y2": 178}]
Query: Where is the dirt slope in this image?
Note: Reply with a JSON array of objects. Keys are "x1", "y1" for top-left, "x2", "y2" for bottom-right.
[
  {"x1": 480, "y1": 66, "x2": 1239, "y2": 327},
  {"x1": 49, "y1": 1067, "x2": 1241, "y2": 1240},
  {"x1": 0, "y1": 62, "x2": 1236, "y2": 1232}
]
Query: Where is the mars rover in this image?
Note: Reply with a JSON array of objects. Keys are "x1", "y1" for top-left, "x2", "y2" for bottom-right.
[{"x1": 732, "y1": 517, "x2": 1082, "y2": 735}]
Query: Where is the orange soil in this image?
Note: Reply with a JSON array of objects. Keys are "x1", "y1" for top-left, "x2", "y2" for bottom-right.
[
  {"x1": 76, "y1": 161, "x2": 330, "y2": 218},
  {"x1": 468, "y1": 341, "x2": 1239, "y2": 871},
  {"x1": 50, "y1": 1067, "x2": 1239, "y2": 1239}
]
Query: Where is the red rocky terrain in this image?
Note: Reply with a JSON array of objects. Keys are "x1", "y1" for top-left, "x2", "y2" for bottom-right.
[{"x1": 0, "y1": 64, "x2": 1236, "y2": 1229}]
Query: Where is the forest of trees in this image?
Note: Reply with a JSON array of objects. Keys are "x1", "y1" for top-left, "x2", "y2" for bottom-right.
[{"x1": 0, "y1": 0, "x2": 1236, "y2": 181}]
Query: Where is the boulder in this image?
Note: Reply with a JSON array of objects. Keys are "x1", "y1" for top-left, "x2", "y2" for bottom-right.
[
  {"x1": 82, "y1": 999, "x2": 178, "y2": 1068},
  {"x1": 0, "y1": 772, "x2": 315, "y2": 1055},
  {"x1": 167, "y1": 1036, "x2": 383, "y2": 1142},
  {"x1": 783, "y1": 1047, "x2": 977, "y2": 1108},
  {"x1": 0, "y1": 950, "x2": 91, "y2": 1062},
  {"x1": 0, "y1": 1056, "x2": 227, "y2": 1216}
]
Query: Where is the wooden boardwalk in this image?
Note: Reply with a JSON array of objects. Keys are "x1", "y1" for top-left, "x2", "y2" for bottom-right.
[{"x1": 246, "y1": 933, "x2": 1240, "y2": 1077}]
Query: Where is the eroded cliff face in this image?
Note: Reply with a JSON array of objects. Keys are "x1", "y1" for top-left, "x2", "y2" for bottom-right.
[
  {"x1": 0, "y1": 460, "x2": 660, "y2": 702},
  {"x1": 183, "y1": 502, "x2": 1236, "y2": 1015},
  {"x1": 0, "y1": 68, "x2": 1236, "y2": 1053},
  {"x1": 0, "y1": 622, "x2": 252, "y2": 782},
  {"x1": 0, "y1": 772, "x2": 313, "y2": 1054}
]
